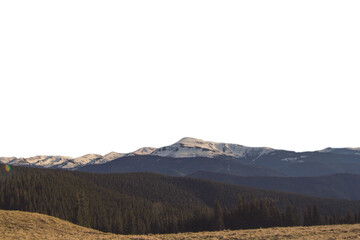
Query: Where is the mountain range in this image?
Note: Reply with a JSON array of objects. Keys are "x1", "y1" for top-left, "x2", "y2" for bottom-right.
[
  {"x1": 0, "y1": 137, "x2": 273, "y2": 169},
  {"x1": 2, "y1": 137, "x2": 360, "y2": 177}
]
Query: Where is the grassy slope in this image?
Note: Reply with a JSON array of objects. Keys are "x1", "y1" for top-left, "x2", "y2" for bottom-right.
[
  {"x1": 0, "y1": 210, "x2": 114, "y2": 240},
  {"x1": 1, "y1": 210, "x2": 360, "y2": 240}
]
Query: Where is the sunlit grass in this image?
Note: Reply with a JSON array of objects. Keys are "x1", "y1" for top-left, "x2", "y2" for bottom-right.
[{"x1": 1, "y1": 210, "x2": 360, "y2": 240}]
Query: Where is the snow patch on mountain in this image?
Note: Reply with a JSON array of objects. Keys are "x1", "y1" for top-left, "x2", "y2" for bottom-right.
[{"x1": 280, "y1": 156, "x2": 307, "y2": 163}]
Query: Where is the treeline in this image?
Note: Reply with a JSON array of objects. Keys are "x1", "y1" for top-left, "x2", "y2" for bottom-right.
[
  {"x1": 206, "y1": 198, "x2": 360, "y2": 232},
  {"x1": 1, "y1": 164, "x2": 360, "y2": 235},
  {"x1": 303, "y1": 204, "x2": 360, "y2": 226}
]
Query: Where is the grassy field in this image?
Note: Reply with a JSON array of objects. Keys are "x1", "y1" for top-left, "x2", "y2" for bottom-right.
[{"x1": 1, "y1": 210, "x2": 360, "y2": 240}]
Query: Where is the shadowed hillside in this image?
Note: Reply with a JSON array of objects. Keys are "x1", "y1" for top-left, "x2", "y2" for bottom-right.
[
  {"x1": 78, "y1": 155, "x2": 283, "y2": 177},
  {"x1": 189, "y1": 171, "x2": 360, "y2": 200}
]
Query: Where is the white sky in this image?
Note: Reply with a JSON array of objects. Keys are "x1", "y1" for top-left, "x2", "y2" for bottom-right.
[{"x1": 0, "y1": 0, "x2": 359, "y2": 158}]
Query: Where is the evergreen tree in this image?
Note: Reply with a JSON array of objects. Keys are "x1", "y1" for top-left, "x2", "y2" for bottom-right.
[
  {"x1": 303, "y1": 205, "x2": 312, "y2": 226},
  {"x1": 312, "y1": 204, "x2": 322, "y2": 225},
  {"x1": 213, "y1": 200, "x2": 225, "y2": 230},
  {"x1": 283, "y1": 206, "x2": 294, "y2": 227},
  {"x1": 73, "y1": 191, "x2": 90, "y2": 227}
]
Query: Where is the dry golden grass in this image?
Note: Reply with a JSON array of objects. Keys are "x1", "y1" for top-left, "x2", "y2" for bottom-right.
[
  {"x1": 0, "y1": 210, "x2": 115, "y2": 240},
  {"x1": 1, "y1": 210, "x2": 360, "y2": 240}
]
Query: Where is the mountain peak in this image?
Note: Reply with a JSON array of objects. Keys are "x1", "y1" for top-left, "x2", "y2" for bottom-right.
[
  {"x1": 131, "y1": 147, "x2": 157, "y2": 155},
  {"x1": 151, "y1": 137, "x2": 273, "y2": 159},
  {"x1": 177, "y1": 137, "x2": 203, "y2": 143},
  {"x1": 176, "y1": 137, "x2": 208, "y2": 146}
]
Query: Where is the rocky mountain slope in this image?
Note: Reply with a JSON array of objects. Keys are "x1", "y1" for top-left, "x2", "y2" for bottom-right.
[
  {"x1": 0, "y1": 152, "x2": 124, "y2": 169},
  {"x1": 151, "y1": 137, "x2": 274, "y2": 159}
]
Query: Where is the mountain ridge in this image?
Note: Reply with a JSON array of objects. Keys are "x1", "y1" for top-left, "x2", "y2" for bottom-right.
[
  {"x1": 1, "y1": 137, "x2": 360, "y2": 172},
  {"x1": 78, "y1": 155, "x2": 284, "y2": 177},
  {"x1": 0, "y1": 137, "x2": 275, "y2": 169}
]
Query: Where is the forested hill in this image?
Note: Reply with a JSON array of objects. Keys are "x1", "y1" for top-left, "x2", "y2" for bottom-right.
[
  {"x1": 1, "y1": 164, "x2": 360, "y2": 234},
  {"x1": 188, "y1": 171, "x2": 360, "y2": 200},
  {"x1": 73, "y1": 171, "x2": 360, "y2": 213}
]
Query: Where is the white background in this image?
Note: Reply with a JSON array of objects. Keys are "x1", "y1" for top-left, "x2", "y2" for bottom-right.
[{"x1": 0, "y1": 1, "x2": 359, "y2": 157}]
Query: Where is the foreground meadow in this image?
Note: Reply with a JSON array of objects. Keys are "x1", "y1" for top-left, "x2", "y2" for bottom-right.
[{"x1": 1, "y1": 210, "x2": 360, "y2": 240}]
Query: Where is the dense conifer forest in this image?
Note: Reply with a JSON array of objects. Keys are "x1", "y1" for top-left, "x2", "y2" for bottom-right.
[
  {"x1": 1, "y1": 164, "x2": 360, "y2": 234},
  {"x1": 188, "y1": 171, "x2": 360, "y2": 200}
]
